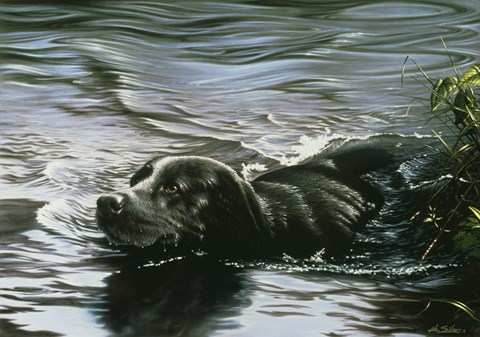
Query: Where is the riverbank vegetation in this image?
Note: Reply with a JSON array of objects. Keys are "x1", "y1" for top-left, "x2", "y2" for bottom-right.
[
  {"x1": 406, "y1": 60, "x2": 480, "y2": 261},
  {"x1": 405, "y1": 55, "x2": 480, "y2": 326}
]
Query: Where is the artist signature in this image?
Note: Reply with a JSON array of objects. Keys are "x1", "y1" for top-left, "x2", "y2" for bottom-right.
[{"x1": 428, "y1": 324, "x2": 466, "y2": 335}]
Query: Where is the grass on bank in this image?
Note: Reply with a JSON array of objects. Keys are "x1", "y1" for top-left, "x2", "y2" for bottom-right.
[
  {"x1": 404, "y1": 59, "x2": 480, "y2": 261},
  {"x1": 405, "y1": 54, "x2": 480, "y2": 326}
]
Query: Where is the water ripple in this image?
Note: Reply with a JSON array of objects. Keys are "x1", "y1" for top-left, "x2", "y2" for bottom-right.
[{"x1": 2, "y1": 0, "x2": 480, "y2": 336}]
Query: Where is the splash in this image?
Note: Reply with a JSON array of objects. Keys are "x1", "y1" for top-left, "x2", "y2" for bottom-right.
[
  {"x1": 280, "y1": 131, "x2": 344, "y2": 166},
  {"x1": 241, "y1": 162, "x2": 268, "y2": 180}
]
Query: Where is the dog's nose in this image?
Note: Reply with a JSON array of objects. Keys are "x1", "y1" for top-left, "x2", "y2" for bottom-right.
[{"x1": 97, "y1": 194, "x2": 126, "y2": 216}]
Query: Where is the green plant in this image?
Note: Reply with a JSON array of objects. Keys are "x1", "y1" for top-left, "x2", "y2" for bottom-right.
[
  {"x1": 405, "y1": 51, "x2": 480, "y2": 325},
  {"x1": 405, "y1": 57, "x2": 480, "y2": 260},
  {"x1": 454, "y1": 207, "x2": 480, "y2": 259},
  {"x1": 427, "y1": 63, "x2": 480, "y2": 260},
  {"x1": 417, "y1": 297, "x2": 480, "y2": 323}
]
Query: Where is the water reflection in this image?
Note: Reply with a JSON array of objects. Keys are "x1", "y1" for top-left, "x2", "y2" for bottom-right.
[
  {"x1": 96, "y1": 255, "x2": 476, "y2": 337},
  {"x1": 99, "y1": 257, "x2": 247, "y2": 337}
]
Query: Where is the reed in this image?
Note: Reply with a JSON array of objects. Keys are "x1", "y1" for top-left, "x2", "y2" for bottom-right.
[
  {"x1": 404, "y1": 48, "x2": 480, "y2": 325},
  {"x1": 404, "y1": 55, "x2": 480, "y2": 260}
]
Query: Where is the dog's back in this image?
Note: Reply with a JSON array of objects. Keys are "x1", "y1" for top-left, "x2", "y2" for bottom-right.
[{"x1": 252, "y1": 147, "x2": 390, "y2": 256}]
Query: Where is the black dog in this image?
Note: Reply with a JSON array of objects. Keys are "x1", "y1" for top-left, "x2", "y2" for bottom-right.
[{"x1": 96, "y1": 147, "x2": 390, "y2": 257}]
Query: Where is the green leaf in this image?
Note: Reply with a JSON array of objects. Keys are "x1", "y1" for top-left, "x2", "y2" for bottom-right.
[
  {"x1": 469, "y1": 207, "x2": 480, "y2": 221},
  {"x1": 459, "y1": 218, "x2": 478, "y2": 228},
  {"x1": 452, "y1": 91, "x2": 470, "y2": 124},
  {"x1": 454, "y1": 231, "x2": 479, "y2": 252},
  {"x1": 430, "y1": 298, "x2": 480, "y2": 322},
  {"x1": 467, "y1": 247, "x2": 480, "y2": 260},
  {"x1": 431, "y1": 76, "x2": 458, "y2": 111},
  {"x1": 453, "y1": 143, "x2": 473, "y2": 157},
  {"x1": 431, "y1": 78, "x2": 443, "y2": 111},
  {"x1": 459, "y1": 64, "x2": 480, "y2": 86}
]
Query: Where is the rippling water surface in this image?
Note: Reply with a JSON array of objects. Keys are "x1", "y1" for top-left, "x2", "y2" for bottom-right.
[{"x1": 2, "y1": 0, "x2": 480, "y2": 336}]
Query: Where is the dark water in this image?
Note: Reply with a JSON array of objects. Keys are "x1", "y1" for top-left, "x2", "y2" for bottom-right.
[{"x1": 2, "y1": 0, "x2": 480, "y2": 336}]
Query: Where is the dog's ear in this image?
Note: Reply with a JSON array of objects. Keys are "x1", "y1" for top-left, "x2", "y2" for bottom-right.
[
  {"x1": 236, "y1": 179, "x2": 271, "y2": 239},
  {"x1": 210, "y1": 169, "x2": 271, "y2": 243}
]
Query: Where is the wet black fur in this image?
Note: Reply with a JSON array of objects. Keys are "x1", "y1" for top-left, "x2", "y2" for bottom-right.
[{"x1": 96, "y1": 148, "x2": 390, "y2": 257}]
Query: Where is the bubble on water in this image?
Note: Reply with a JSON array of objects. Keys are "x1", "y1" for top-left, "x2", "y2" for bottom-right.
[
  {"x1": 141, "y1": 255, "x2": 185, "y2": 268},
  {"x1": 192, "y1": 249, "x2": 207, "y2": 257}
]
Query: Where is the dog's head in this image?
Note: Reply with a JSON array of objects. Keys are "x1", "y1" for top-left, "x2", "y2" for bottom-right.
[{"x1": 96, "y1": 156, "x2": 268, "y2": 255}]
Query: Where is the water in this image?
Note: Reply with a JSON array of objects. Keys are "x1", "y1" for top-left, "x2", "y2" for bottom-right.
[{"x1": 1, "y1": 0, "x2": 480, "y2": 336}]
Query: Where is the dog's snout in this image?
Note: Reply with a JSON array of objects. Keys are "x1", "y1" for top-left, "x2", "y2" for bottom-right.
[{"x1": 97, "y1": 194, "x2": 126, "y2": 216}]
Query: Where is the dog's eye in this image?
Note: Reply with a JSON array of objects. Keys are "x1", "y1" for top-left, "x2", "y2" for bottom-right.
[{"x1": 163, "y1": 184, "x2": 179, "y2": 194}]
